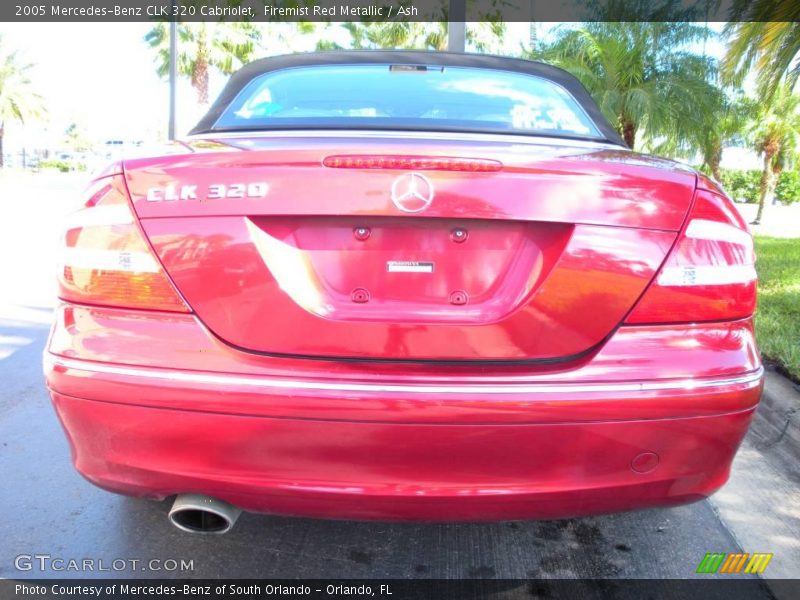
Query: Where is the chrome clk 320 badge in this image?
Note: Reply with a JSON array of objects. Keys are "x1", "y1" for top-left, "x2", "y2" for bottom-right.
[{"x1": 146, "y1": 182, "x2": 269, "y2": 202}]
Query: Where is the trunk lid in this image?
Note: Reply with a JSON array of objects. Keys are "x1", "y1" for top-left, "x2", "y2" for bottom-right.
[{"x1": 125, "y1": 135, "x2": 694, "y2": 362}]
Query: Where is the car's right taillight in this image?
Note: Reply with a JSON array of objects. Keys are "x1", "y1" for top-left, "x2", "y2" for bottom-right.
[
  {"x1": 57, "y1": 173, "x2": 189, "y2": 312},
  {"x1": 625, "y1": 188, "x2": 756, "y2": 324}
]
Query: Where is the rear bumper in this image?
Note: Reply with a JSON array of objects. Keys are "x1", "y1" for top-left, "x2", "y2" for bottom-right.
[
  {"x1": 44, "y1": 303, "x2": 763, "y2": 521},
  {"x1": 50, "y1": 388, "x2": 757, "y2": 521}
]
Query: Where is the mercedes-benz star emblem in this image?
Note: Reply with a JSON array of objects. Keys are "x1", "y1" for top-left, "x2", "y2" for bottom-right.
[{"x1": 390, "y1": 173, "x2": 435, "y2": 213}]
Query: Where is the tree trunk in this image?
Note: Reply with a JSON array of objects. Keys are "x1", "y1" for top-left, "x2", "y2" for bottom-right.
[
  {"x1": 754, "y1": 148, "x2": 777, "y2": 224},
  {"x1": 192, "y1": 26, "x2": 210, "y2": 105},
  {"x1": 710, "y1": 159, "x2": 722, "y2": 183},
  {"x1": 621, "y1": 120, "x2": 636, "y2": 148},
  {"x1": 771, "y1": 162, "x2": 783, "y2": 206},
  {"x1": 709, "y1": 143, "x2": 722, "y2": 182}
]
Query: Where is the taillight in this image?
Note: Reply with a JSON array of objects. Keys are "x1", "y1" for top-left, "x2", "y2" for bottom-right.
[
  {"x1": 323, "y1": 155, "x2": 503, "y2": 171},
  {"x1": 58, "y1": 174, "x2": 189, "y2": 312},
  {"x1": 625, "y1": 188, "x2": 756, "y2": 324}
]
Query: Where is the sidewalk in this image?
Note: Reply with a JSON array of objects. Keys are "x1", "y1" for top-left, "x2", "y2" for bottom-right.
[
  {"x1": 709, "y1": 368, "x2": 800, "y2": 596},
  {"x1": 734, "y1": 202, "x2": 800, "y2": 238}
]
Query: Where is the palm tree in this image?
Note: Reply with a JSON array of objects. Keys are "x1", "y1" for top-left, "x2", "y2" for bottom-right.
[
  {"x1": 0, "y1": 36, "x2": 45, "y2": 167},
  {"x1": 680, "y1": 92, "x2": 753, "y2": 182},
  {"x1": 64, "y1": 123, "x2": 92, "y2": 153},
  {"x1": 702, "y1": 99, "x2": 748, "y2": 182},
  {"x1": 145, "y1": 22, "x2": 260, "y2": 104},
  {"x1": 748, "y1": 83, "x2": 800, "y2": 224},
  {"x1": 317, "y1": 22, "x2": 505, "y2": 53},
  {"x1": 531, "y1": 22, "x2": 719, "y2": 149},
  {"x1": 723, "y1": 1, "x2": 800, "y2": 100}
]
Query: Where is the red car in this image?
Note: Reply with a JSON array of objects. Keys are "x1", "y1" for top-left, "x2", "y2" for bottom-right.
[{"x1": 45, "y1": 52, "x2": 762, "y2": 534}]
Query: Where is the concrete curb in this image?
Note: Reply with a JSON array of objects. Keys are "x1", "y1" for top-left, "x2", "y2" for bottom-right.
[{"x1": 752, "y1": 366, "x2": 800, "y2": 456}]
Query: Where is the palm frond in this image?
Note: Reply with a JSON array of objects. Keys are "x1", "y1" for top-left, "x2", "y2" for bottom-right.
[
  {"x1": 531, "y1": 21, "x2": 720, "y2": 149},
  {"x1": 724, "y1": 14, "x2": 800, "y2": 99},
  {"x1": 0, "y1": 40, "x2": 46, "y2": 125}
]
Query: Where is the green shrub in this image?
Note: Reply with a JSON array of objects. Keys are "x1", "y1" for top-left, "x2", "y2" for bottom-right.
[
  {"x1": 719, "y1": 170, "x2": 761, "y2": 203},
  {"x1": 38, "y1": 159, "x2": 87, "y2": 172},
  {"x1": 718, "y1": 169, "x2": 800, "y2": 205},
  {"x1": 775, "y1": 170, "x2": 800, "y2": 205}
]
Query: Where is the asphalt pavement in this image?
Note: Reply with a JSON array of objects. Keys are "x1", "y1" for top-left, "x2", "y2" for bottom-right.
[{"x1": 0, "y1": 171, "x2": 797, "y2": 592}]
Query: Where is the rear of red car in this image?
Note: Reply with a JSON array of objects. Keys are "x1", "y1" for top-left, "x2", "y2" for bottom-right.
[{"x1": 44, "y1": 52, "x2": 762, "y2": 531}]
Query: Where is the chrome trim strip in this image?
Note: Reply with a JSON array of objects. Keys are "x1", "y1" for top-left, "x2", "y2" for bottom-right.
[
  {"x1": 45, "y1": 355, "x2": 764, "y2": 395},
  {"x1": 186, "y1": 129, "x2": 622, "y2": 150}
]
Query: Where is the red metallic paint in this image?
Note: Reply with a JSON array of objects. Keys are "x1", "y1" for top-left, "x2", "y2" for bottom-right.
[
  {"x1": 45, "y1": 133, "x2": 762, "y2": 522},
  {"x1": 125, "y1": 138, "x2": 696, "y2": 230},
  {"x1": 50, "y1": 389, "x2": 755, "y2": 521},
  {"x1": 46, "y1": 305, "x2": 762, "y2": 388},
  {"x1": 142, "y1": 217, "x2": 675, "y2": 360},
  {"x1": 45, "y1": 300, "x2": 762, "y2": 520},
  {"x1": 124, "y1": 136, "x2": 695, "y2": 361}
]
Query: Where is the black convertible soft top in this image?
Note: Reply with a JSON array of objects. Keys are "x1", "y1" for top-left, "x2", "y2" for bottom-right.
[{"x1": 190, "y1": 50, "x2": 625, "y2": 146}]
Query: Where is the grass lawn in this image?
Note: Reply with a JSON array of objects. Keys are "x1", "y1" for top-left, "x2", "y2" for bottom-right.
[{"x1": 754, "y1": 236, "x2": 800, "y2": 381}]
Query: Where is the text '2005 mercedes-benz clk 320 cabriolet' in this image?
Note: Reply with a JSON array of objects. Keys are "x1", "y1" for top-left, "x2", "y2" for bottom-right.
[{"x1": 44, "y1": 51, "x2": 762, "y2": 534}]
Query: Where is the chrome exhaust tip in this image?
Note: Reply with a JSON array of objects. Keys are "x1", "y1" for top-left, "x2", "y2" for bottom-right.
[{"x1": 168, "y1": 494, "x2": 241, "y2": 534}]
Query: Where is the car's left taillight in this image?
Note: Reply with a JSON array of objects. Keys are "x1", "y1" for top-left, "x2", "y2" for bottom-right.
[
  {"x1": 58, "y1": 172, "x2": 189, "y2": 312},
  {"x1": 625, "y1": 187, "x2": 756, "y2": 324}
]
